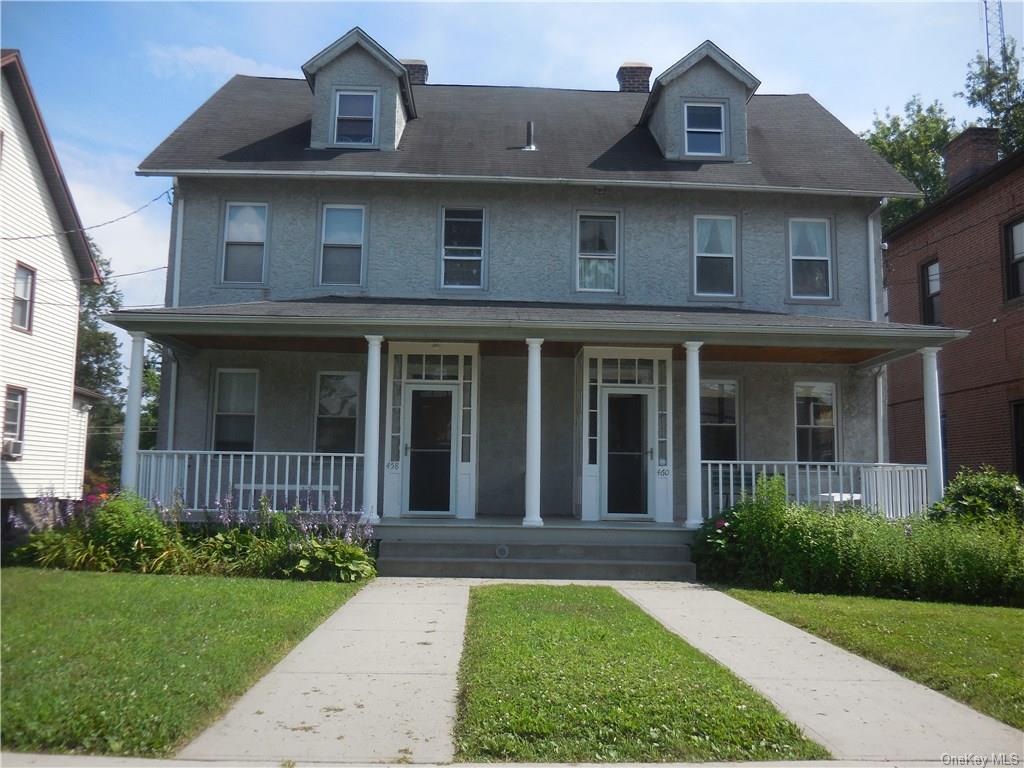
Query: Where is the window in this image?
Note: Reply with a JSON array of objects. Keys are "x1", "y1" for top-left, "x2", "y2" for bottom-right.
[
  {"x1": 1007, "y1": 218, "x2": 1024, "y2": 300},
  {"x1": 442, "y1": 208, "x2": 484, "y2": 288},
  {"x1": 701, "y1": 380, "x2": 738, "y2": 460},
  {"x1": 921, "y1": 259, "x2": 941, "y2": 324},
  {"x1": 3, "y1": 387, "x2": 25, "y2": 458},
  {"x1": 684, "y1": 103, "x2": 725, "y2": 156},
  {"x1": 315, "y1": 372, "x2": 359, "y2": 453},
  {"x1": 320, "y1": 205, "x2": 364, "y2": 285},
  {"x1": 795, "y1": 382, "x2": 836, "y2": 462},
  {"x1": 694, "y1": 215, "x2": 737, "y2": 296},
  {"x1": 11, "y1": 264, "x2": 34, "y2": 331},
  {"x1": 577, "y1": 212, "x2": 619, "y2": 292},
  {"x1": 1012, "y1": 401, "x2": 1023, "y2": 483},
  {"x1": 334, "y1": 91, "x2": 375, "y2": 145},
  {"x1": 213, "y1": 370, "x2": 257, "y2": 452},
  {"x1": 789, "y1": 218, "x2": 832, "y2": 299},
  {"x1": 222, "y1": 203, "x2": 267, "y2": 284}
]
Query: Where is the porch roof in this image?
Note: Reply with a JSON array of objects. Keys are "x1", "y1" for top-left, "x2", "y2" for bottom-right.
[{"x1": 108, "y1": 298, "x2": 966, "y2": 365}]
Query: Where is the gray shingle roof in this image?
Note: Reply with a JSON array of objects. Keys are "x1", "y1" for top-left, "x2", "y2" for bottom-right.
[{"x1": 139, "y1": 77, "x2": 918, "y2": 197}]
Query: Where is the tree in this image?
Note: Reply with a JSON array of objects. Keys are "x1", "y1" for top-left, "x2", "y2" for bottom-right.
[
  {"x1": 77, "y1": 239, "x2": 125, "y2": 483},
  {"x1": 139, "y1": 346, "x2": 161, "y2": 451},
  {"x1": 959, "y1": 38, "x2": 1024, "y2": 156},
  {"x1": 862, "y1": 96, "x2": 957, "y2": 231}
]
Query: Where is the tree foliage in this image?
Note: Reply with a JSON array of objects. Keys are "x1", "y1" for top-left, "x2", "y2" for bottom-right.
[
  {"x1": 139, "y1": 347, "x2": 161, "y2": 451},
  {"x1": 959, "y1": 38, "x2": 1024, "y2": 156}
]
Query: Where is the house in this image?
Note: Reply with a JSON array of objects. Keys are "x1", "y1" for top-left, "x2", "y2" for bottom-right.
[
  {"x1": 1, "y1": 50, "x2": 101, "y2": 519},
  {"x1": 886, "y1": 128, "x2": 1023, "y2": 482},
  {"x1": 109, "y1": 29, "x2": 964, "y2": 577}
]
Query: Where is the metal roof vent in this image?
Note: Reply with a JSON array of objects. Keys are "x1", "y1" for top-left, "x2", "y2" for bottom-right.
[{"x1": 523, "y1": 121, "x2": 536, "y2": 151}]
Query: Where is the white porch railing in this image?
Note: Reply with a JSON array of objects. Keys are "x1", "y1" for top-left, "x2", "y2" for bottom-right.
[
  {"x1": 701, "y1": 461, "x2": 929, "y2": 520},
  {"x1": 136, "y1": 451, "x2": 363, "y2": 513}
]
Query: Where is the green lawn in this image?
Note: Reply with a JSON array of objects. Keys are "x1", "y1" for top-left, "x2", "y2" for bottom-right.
[
  {"x1": 454, "y1": 584, "x2": 828, "y2": 762},
  {"x1": 728, "y1": 588, "x2": 1024, "y2": 730},
  {"x1": 1, "y1": 568, "x2": 361, "y2": 757}
]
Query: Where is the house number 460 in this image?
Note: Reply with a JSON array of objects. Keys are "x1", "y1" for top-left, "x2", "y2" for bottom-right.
[{"x1": 657, "y1": 468, "x2": 671, "y2": 477}]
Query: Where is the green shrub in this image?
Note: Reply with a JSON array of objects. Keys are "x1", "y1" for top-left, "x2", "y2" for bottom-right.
[
  {"x1": 86, "y1": 493, "x2": 179, "y2": 572},
  {"x1": 693, "y1": 476, "x2": 1024, "y2": 606},
  {"x1": 283, "y1": 538, "x2": 376, "y2": 582},
  {"x1": 930, "y1": 466, "x2": 1024, "y2": 525}
]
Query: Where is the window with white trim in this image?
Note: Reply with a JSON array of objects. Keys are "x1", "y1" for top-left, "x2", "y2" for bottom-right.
[
  {"x1": 694, "y1": 215, "x2": 736, "y2": 296},
  {"x1": 577, "y1": 212, "x2": 618, "y2": 292},
  {"x1": 684, "y1": 103, "x2": 725, "y2": 156},
  {"x1": 334, "y1": 91, "x2": 375, "y2": 145},
  {"x1": 320, "y1": 205, "x2": 364, "y2": 285},
  {"x1": 701, "y1": 380, "x2": 738, "y2": 460},
  {"x1": 1006, "y1": 218, "x2": 1024, "y2": 300},
  {"x1": 795, "y1": 382, "x2": 836, "y2": 462},
  {"x1": 222, "y1": 203, "x2": 267, "y2": 284},
  {"x1": 789, "y1": 218, "x2": 832, "y2": 299},
  {"x1": 214, "y1": 370, "x2": 258, "y2": 452},
  {"x1": 3, "y1": 387, "x2": 26, "y2": 458},
  {"x1": 442, "y1": 208, "x2": 484, "y2": 288},
  {"x1": 315, "y1": 372, "x2": 359, "y2": 453},
  {"x1": 11, "y1": 264, "x2": 34, "y2": 330},
  {"x1": 921, "y1": 259, "x2": 941, "y2": 325}
]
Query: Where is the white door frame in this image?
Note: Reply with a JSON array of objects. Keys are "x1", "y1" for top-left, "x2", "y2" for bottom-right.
[
  {"x1": 600, "y1": 385, "x2": 656, "y2": 519},
  {"x1": 401, "y1": 381, "x2": 459, "y2": 517}
]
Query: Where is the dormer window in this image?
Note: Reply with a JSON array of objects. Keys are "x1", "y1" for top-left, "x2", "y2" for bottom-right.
[
  {"x1": 684, "y1": 103, "x2": 725, "y2": 157},
  {"x1": 334, "y1": 91, "x2": 376, "y2": 146}
]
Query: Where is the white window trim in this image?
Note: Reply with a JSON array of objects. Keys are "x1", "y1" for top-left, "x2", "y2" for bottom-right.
[
  {"x1": 575, "y1": 210, "x2": 620, "y2": 293},
  {"x1": 333, "y1": 89, "x2": 378, "y2": 148},
  {"x1": 221, "y1": 202, "x2": 268, "y2": 285},
  {"x1": 11, "y1": 263, "x2": 34, "y2": 331},
  {"x1": 319, "y1": 204, "x2": 366, "y2": 287},
  {"x1": 212, "y1": 368, "x2": 259, "y2": 452},
  {"x1": 693, "y1": 214, "x2": 737, "y2": 297},
  {"x1": 313, "y1": 371, "x2": 361, "y2": 454},
  {"x1": 441, "y1": 206, "x2": 486, "y2": 290},
  {"x1": 4, "y1": 387, "x2": 26, "y2": 441},
  {"x1": 788, "y1": 217, "x2": 834, "y2": 300},
  {"x1": 794, "y1": 380, "x2": 838, "y2": 463},
  {"x1": 684, "y1": 102, "x2": 725, "y2": 157},
  {"x1": 700, "y1": 378, "x2": 740, "y2": 459}
]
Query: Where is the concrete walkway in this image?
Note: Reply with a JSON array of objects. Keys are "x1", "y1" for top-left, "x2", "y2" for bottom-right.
[
  {"x1": 178, "y1": 577, "x2": 470, "y2": 764},
  {"x1": 619, "y1": 582, "x2": 1024, "y2": 762}
]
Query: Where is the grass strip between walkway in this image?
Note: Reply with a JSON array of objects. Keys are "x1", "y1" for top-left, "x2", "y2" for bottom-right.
[
  {"x1": 727, "y1": 588, "x2": 1024, "y2": 731},
  {"x1": 0, "y1": 568, "x2": 362, "y2": 757},
  {"x1": 454, "y1": 584, "x2": 828, "y2": 762}
]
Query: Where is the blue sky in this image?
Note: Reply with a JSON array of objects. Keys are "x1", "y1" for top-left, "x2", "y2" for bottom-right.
[{"x1": 2, "y1": 0, "x2": 1021, "y2": 320}]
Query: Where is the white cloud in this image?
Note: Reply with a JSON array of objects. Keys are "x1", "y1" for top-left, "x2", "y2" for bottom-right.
[{"x1": 145, "y1": 43, "x2": 296, "y2": 81}]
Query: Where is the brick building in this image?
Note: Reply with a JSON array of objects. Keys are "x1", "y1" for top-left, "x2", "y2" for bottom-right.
[{"x1": 886, "y1": 128, "x2": 1024, "y2": 481}]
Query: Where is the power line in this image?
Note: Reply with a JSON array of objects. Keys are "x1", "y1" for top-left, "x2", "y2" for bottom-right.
[
  {"x1": 33, "y1": 265, "x2": 168, "y2": 284},
  {"x1": 0, "y1": 188, "x2": 173, "y2": 241}
]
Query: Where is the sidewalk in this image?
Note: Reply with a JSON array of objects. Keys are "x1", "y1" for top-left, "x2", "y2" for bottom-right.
[
  {"x1": 178, "y1": 577, "x2": 470, "y2": 764},
  {"x1": 618, "y1": 582, "x2": 1023, "y2": 762}
]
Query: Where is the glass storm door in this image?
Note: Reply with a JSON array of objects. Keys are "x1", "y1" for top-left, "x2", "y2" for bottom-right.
[
  {"x1": 404, "y1": 385, "x2": 457, "y2": 514},
  {"x1": 604, "y1": 390, "x2": 651, "y2": 516}
]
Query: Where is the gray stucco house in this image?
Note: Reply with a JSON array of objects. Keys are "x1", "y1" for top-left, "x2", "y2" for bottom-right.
[{"x1": 110, "y1": 28, "x2": 962, "y2": 577}]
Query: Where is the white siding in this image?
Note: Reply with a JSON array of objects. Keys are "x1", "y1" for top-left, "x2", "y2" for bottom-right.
[{"x1": 0, "y1": 70, "x2": 88, "y2": 501}]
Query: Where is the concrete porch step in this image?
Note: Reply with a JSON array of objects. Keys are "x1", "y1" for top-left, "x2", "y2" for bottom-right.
[
  {"x1": 375, "y1": 555, "x2": 696, "y2": 581},
  {"x1": 381, "y1": 540, "x2": 691, "y2": 562}
]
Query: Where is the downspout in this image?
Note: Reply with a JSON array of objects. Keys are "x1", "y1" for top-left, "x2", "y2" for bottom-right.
[
  {"x1": 868, "y1": 200, "x2": 885, "y2": 461},
  {"x1": 166, "y1": 357, "x2": 178, "y2": 450}
]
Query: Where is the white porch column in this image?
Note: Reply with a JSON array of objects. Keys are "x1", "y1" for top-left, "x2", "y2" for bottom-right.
[
  {"x1": 362, "y1": 335, "x2": 384, "y2": 522},
  {"x1": 684, "y1": 341, "x2": 704, "y2": 528},
  {"x1": 921, "y1": 347, "x2": 944, "y2": 504},
  {"x1": 523, "y1": 338, "x2": 544, "y2": 527},
  {"x1": 120, "y1": 331, "x2": 146, "y2": 491}
]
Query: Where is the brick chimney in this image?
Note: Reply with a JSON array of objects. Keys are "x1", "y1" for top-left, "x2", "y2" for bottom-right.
[
  {"x1": 616, "y1": 62, "x2": 652, "y2": 93},
  {"x1": 401, "y1": 59, "x2": 428, "y2": 85},
  {"x1": 942, "y1": 127, "x2": 999, "y2": 188}
]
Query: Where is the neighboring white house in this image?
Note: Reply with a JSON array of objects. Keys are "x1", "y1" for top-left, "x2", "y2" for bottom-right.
[{"x1": 1, "y1": 49, "x2": 100, "y2": 514}]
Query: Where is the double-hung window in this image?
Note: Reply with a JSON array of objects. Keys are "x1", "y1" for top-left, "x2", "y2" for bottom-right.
[
  {"x1": 320, "y1": 205, "x2": 365, "y2": 285},
  {"x1": 3, "y1": 387, "x2": 26, "y2": 458},
  {"x1": 700, "y1": 380, "x2": 738, "y2": 460},
  {"x1": 315, "y1": 372, "x2": 359, "y2": 453},
  {"x1": 795, "y1": 382, "x2": 836, "y2": 462},
  {"x1": 1007, "y1": 218, "x2": 1024, "y2": 300},
  {"x1": 442, "y1": 208, "x2": 484, "y2": 288},
  {"x1": 335, "y1": 91, "x2": 375, "y2": 145},
  {"x1": 684, "y1": 103, "x2": 725, "y2": 156},
  {"x1": 694, "y1": 215, "x2": 736, "y2": 296},
  {"x1": 577, "y1": 212, "x2": 619, "y2": 292},
  {"x1": 11, "y1": 264, "x2": 34, "y2": 331},
  {"x1": 223, "y1": 203, "x2": 267, "y2": 284},
  {"x1": 789, "y1": 218, "x2": 832, "y2": 299},
  {"x1": 921, "y1": 260, "x2": 941, "y2": 324},
  {"x1": 213, "y1": 370, "x2": 258, "y2": 452}
]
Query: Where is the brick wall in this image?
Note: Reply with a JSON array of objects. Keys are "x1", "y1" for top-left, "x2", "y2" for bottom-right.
[{"x1": 886, "y1": 163, "x2": 1024, "y2": 477}]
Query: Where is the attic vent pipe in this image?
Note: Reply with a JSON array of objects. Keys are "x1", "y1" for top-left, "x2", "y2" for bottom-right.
[{"x1": 524, "y1": 121, "x2": 536, "y2": 151}]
